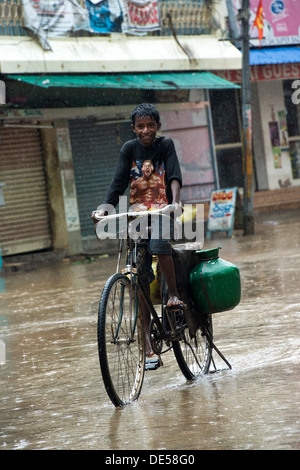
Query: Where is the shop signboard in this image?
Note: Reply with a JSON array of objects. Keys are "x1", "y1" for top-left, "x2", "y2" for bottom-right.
[
  {"x1": 215, "y1": 63, "x2": 300, "y2": 83},
  {"x1": 207, "y1": 187, "x2": 241, "y2": 238}
]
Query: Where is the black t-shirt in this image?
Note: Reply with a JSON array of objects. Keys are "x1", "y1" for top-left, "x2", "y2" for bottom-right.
[{"x1": 103, "y1": 136, "x2": 182, "y2": 209}]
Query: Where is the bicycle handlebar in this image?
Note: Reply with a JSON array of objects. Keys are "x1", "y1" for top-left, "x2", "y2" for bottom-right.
[{"x1": 92, "y1": 204, "x2": 181, "y2": 222}]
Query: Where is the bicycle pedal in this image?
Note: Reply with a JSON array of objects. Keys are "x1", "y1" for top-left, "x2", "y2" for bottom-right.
[{"x1": 145, "y1": 358, "x2": 161, "y2": 371}]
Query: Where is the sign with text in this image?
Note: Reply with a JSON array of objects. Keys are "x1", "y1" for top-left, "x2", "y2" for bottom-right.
[
  {"x1": 215, "y1": 63, "x2": 300, "y2": 83},
  {"x1": 207, "y1": 188, "x2": 239, "y2": 238},
  {"x1": 232, "y1": 0, "x2": 300, "y2": 46},
  {"x1": 121, "y1": 0, "x2": 160, "y2": 34}
]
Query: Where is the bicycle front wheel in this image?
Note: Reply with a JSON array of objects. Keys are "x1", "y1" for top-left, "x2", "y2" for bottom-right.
[
  {"x1": 173, "y1": 315, "x2": 213, "y2": 380},
  {"x1": 98, "y1": 273, "x2": 145, "y2": 406}
]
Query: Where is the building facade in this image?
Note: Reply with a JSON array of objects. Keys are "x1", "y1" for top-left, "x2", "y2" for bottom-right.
[
  {"x1": 0, "y1": 0, "x2": 242, "y2": 256},
  {"x1": 217, "y1": 0, "x2": 300, "y2": 204},
  {"x1": 2, "y1": 0, "x2": 299, "y2": 257}
]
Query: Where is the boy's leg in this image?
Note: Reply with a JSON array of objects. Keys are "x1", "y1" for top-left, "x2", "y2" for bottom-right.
[
  {"x1": 137, "y1": 286, "x2": 153, "y2": 357},
  {"x1": 150, "y1": 214, "x2": 184, "y2": 308},
  {"x1": 136, "y1": 243, "x2": 155, "y2": 357},
  {"x1": 156, "y1": 253, "x2": 184, "y2": 307}
]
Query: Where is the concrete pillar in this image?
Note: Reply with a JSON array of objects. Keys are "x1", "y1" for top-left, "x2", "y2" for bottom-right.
[
  {"x1": 55, "y1": 119, "x2": 82, "y2": 255},
  {"x1": 40, "y1": 124, "x2": 69, "y2": 251}
]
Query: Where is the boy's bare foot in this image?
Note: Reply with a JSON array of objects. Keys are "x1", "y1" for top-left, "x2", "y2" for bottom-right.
[
  {"x1": 166, "y1": 296, "x2": 185, "y2": 308},
  {"x1": 145, "y1": 332, "x2": 154, "y2": 358}
]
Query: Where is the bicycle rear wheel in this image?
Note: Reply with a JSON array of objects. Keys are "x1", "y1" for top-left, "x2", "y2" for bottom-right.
[
  {"x1": 173, "y1": 315, "x2": 213, "y2": 380},
  {"x1": 98, "y1": 273, "x2": 145, "y2": 406}
]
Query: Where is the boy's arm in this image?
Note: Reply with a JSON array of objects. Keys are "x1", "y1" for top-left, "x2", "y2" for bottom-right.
[
  {"x1": 170, "y1": 179, "x2": 181, "y2": 204},
  {"x1": 163, "y1": 137, "x2": 182, "y2": 190},
  {"x1": 91, "y1": 144, "x2": 132, "y2": 221}
]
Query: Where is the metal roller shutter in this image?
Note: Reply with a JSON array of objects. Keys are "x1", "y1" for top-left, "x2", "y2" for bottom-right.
[
  {"x1": 69, "y1": 119, "x2": 133, "y2": 238},
  {"x1": 0, "y1": 125, "x2": 51, "y2": 256}
]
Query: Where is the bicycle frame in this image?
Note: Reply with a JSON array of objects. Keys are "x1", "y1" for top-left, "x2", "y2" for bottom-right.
[
  {"x1": 112, "y1": 210, "x2": 176, "y2": 342},
  {"x1": 116, "y1": 239, "x2": 140, "y2": 344},
  {"x1": 97, "y1": 207, "x2": 205, "y2": 351},
  {"x1": 120, "y1": 234, "x2": 166, "y2": 343}
]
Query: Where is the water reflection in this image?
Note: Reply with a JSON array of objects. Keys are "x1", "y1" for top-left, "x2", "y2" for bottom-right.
[{"x1": 0, "y1": 210, "x2": 299, "y2": 449}]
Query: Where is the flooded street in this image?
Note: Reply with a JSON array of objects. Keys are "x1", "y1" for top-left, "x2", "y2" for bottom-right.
[{"x1": 0, "y1": 209, "x2": 299, "y2": 450}]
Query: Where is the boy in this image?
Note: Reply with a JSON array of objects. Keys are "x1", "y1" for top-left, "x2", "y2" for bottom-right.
[{"x1": 92, "y1": 103, "x2": 184, "y2": 357}]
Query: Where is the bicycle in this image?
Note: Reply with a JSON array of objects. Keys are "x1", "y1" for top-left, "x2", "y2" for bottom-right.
[{"x1": 94, "y1": 205, "x2": 232, "y2": 407}]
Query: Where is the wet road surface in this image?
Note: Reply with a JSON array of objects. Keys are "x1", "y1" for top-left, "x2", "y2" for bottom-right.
[{"x1": 0, "y1": 209, "x2": 299, "y2": 450}]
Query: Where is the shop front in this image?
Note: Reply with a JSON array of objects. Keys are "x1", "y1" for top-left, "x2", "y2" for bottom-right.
[
  {"x1": 0, "y1": 76, "x2": 237, "y2": 256},
  {"x1": 214, "y1": 57, "x2": 300, "y2": 195}
]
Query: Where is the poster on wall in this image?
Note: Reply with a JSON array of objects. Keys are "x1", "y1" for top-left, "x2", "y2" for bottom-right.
[
  {"x1": 22, "y1": 0, "x2": 90, "y2": 49},
  {"x1": 268, "y1": 121, "x2": 282, "y2": 168},
  {"x1": 85, "y1": 0, "x2": 122, "y2": 32},
  {"x1": 85, "y1": 0, "x2": 160, "y2": 34},
  {"x1": 230, "y1": 0, "x2": 300, "y2": 46},
  {"x1": 120, "y1": 0, "x2": 160, "y2": 34},
  {"x1": 22, "y1": 0, "x2": 161, "y2": 47}
]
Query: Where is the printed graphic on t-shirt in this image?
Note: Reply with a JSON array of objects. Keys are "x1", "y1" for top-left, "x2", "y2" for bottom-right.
[{"x1": 129, "y1": 159, "x2": 167, "y2": 209}]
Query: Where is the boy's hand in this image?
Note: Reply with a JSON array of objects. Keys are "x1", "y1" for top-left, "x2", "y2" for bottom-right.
[
  {"x1": 169, "y1": 201, "x2": 183, "y2": 218},
  {"x1": 91, "y1": 209, "x2": 107, "y2": 224},
  {"x1": 170, "y1": 201, "x2": 182, "y2": 211}
]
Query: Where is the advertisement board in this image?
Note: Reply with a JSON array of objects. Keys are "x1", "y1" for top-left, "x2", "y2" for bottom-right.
[
  {"x1": 207, "y1": 188, "x2": 239, "y2": 238},
  {"x1": 231, "y1": 0, "x2": 300, "y2": 46}
]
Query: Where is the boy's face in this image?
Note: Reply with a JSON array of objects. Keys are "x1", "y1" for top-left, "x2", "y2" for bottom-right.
[{"x1": 131, "y1": 116, "x2": 161, "y2": 147}]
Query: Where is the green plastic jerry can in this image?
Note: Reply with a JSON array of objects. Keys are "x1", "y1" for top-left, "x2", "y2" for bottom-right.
[{"x1": 189, "y1": 247, "x2": 241, "y2": 314}]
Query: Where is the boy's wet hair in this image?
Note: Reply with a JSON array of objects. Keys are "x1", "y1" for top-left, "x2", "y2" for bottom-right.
[{"x1": 131, "y1": 103, "x2": 160, "y2": 126}]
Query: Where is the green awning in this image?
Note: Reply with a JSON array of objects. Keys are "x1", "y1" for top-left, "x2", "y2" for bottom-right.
[{"x1": 7, "y1": 72, "x2": 239, "y2": 90}]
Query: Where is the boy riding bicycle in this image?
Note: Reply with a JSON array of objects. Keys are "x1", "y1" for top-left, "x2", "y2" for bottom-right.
[{"x1": 92, "y1": 103, "x2": 184, "y2": 357}]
